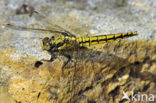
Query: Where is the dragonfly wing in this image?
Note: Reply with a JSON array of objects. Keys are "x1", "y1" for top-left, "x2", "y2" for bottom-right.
[
  {"x1": 4, "y1": 12, "x2": 76, "y2": 37},
  {"x1": 3, "y1": 23, "x2": 76, "y2": 37},
  {"x1": 33, "y1": 12, "x2": 76, "y2": 37}
]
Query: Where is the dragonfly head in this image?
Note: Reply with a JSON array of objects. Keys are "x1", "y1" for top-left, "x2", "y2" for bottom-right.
[{"x1": 41, "y1": 37, "x2": 51, "y2": 51}]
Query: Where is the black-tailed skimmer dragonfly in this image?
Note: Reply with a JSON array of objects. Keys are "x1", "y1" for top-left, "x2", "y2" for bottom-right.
[{"x1": 5, "y1": 23, "x2": 138, "y2": 73}]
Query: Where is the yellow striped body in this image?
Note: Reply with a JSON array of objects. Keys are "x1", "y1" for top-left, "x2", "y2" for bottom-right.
[
  {"x1": 76, "y1": 31, "x2": 137, "y2": 46},
  {"x1": 41, "y1": 31, "x2": 137, "y2": 51}
]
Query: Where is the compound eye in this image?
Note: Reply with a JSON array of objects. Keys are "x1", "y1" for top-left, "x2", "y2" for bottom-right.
[
  {"x1": 45, "y1": 42, "x2": 49, "y2": 46},
  {"x1": 42, "y1": 37, "x2": 49, "y2": 45},
  {"x1": 44, "y1": 40, "x2": 49, "y2": 46}
]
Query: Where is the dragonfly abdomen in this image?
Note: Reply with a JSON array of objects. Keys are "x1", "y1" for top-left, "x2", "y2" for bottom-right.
[{"x1": 77, "y1": 31, "x2": 137, "y2": 46}]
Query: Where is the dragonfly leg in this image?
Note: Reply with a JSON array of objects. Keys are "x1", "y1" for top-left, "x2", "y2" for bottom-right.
[{"x1": 61, "y1": 54, "x2": 72, "y2": 75}]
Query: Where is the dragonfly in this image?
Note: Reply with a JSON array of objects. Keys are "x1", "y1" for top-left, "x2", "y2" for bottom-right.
[
  {"x1": 40, "y1": 30, "x2": 138, "y2": 69},
  {"x1": 5, "y1": 23, "x2": 138, "y2": 71}
]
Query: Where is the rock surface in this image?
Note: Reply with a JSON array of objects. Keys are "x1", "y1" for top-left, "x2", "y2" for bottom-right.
[{"x1": 0, "y1": 0, "x2": 156, "y2": 103}]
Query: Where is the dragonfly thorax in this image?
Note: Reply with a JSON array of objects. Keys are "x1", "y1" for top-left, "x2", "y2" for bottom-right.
[{"x1": 41, "y1": 35, "x2": 66, "y2": 51}]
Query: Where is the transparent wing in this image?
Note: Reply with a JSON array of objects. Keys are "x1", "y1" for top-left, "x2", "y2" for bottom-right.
[
  {"x1": 33, "y1": 12, "x2": 76, "y2": 37},
  {"x1": 4, "y1": 23, "x2": 75, "y2": 37},
  {"x1": 3, "y1": 12, "x2": 76, "y2": 37}
]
